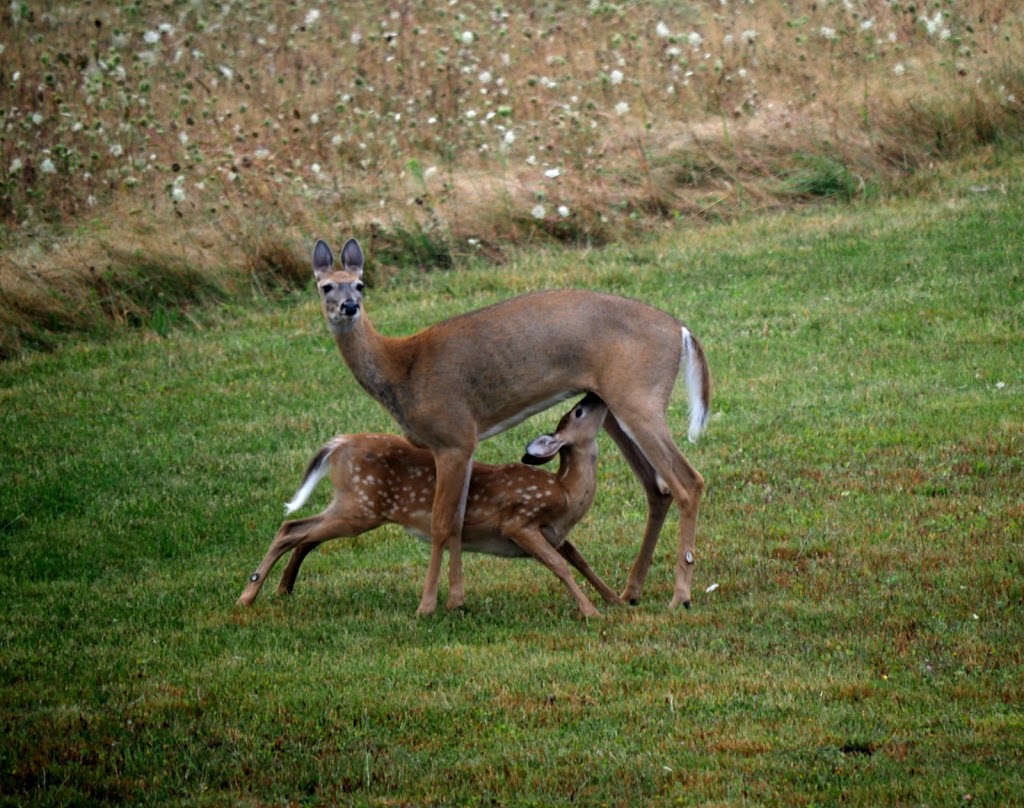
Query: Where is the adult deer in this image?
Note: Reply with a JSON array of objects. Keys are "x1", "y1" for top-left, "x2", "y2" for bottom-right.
[
  {"x1": 237, "y1": 394, "x2": 619, "y2": 617},
  {"x1": 312, "y1": 237, "x2": 710, "y2": 615}
]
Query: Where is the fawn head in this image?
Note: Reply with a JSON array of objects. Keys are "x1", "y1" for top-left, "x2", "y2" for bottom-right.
[
  {"x1": 312, "y1": 238, "x2": 365, "y2": 333},
  {"x1": 521, "y1": 393, "x2": 608, "y2": 466}
]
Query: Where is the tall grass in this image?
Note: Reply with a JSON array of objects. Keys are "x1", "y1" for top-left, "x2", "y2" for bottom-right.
[{"x1": 2, "y1": 1, "x2": 1024, "y2": 357}]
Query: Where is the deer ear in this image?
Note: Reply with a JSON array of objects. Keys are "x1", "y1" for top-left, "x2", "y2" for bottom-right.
[
  {"x1": 312, "y1": 240, "x2": 334, "y2": 278},
  {"x1": 340, "y1": 238, "x2": 364, "y2": 276},
  {"x1": 521, "y1": 434, "x2": 563, "y2": 465}
]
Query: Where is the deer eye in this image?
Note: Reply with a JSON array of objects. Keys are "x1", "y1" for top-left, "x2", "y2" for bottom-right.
[
  {"x1": 574, "y1": 406, "x2": 584, "y2": 418},
  {"x1": 354, "y1": 281, "x2": 365, "y2": 293},
  {"x1": 320, "y1": 282, "x2": 335, "y2": 295}
]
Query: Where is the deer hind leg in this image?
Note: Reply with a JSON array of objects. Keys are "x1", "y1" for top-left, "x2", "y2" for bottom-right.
[
  {"x1": 276, "y1": 541, "x2": 319, "y2": 597},
  {"x1": 608, "y1": 409, "x2": 705, "y2": 609},
  {"x1": 236, "y1": 510, "x2": 378, "y2": 607},
  {"x1": 419, "y1": 447, "x2": 474, "y2": 616},
  {"x1": 557, "y1": 541, "x2": 623, "y2": 605},
  {"x1": 511, "y1": 530, "x2": 601, "y2": 618},
  {"x1": 604, "y1": 414, "x2": 674, "y2": 605}
]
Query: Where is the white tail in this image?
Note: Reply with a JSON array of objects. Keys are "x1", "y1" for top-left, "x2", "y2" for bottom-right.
[
  {"x1": 311, "y1": 238, "x2": 710, "y2": 614},
  {"x1": 237, "y1": 395, "x2": 620, "y2": 617},
  {"x1": 682, "y1": 327, "x2": 708, "y2": 443}
]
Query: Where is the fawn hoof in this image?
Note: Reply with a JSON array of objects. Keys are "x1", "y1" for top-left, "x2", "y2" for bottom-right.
[
  {"x1": 683, "y1": 600, "x2": 692, "y2": 610},
  {"x1": 628, "y1": 598, "x2": 639, "y2": 606}
]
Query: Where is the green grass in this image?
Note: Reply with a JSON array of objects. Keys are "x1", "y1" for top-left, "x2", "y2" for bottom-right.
[{"x1": 1, "y1": 162, "x2": 1022, "y2": 805}]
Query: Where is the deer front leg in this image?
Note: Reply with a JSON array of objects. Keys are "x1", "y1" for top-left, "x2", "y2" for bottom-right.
[
  {"x1": 510, "y1": 529, "x2": 601, "y2": 618},
  {"x1": 418, "y1": 447, "x2": 474, "y2": 615},
  {"x1": 557, "y1": 541, "x2": 623, "y2": 606}
]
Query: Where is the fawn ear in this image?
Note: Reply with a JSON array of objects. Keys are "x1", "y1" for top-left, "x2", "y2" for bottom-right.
[
  {"x1": 340, "y1": 238, "x2": 364, "y2": 277},
  {"x1": 312, "y1": 240, "x2": 334, "y2": 278},
  {"x1": 521, "y1": 434, "x2": 563, "y2": 465}
]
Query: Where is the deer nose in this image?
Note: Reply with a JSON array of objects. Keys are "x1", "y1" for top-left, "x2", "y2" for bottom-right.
[{"x1": 341, "y1": 299, "x2": 360, "y2": 316}]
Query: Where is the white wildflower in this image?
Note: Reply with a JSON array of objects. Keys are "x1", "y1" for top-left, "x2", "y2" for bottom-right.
[
  {"x1": 656, "y1": 21, "x2": 671, "y2": 39},
  {"x1": 860, "y1": 19, "x2": 874, "y2": 31},
  {"x1": 144, "y1": 30, "x2": 160, "y2": 44},
  {"x1": 159, "y1": 23, "x2": 174, "y2": 35},
  {"x1": 544, "y1": 168, "x2": 561, "y2": 179},
  {"x1": 179, "y1": 131, "x2": 189, "y2": 146},
  {"x1": 350, "y1": 30, "x2": 362, "y2": 45},
  {"x1": 614, "y1": 100, "x2": 630, "y2": 116},
  {"x1": 9, "y1": 158, "x2": 23, "y2": 174},
  {"x1": 330, "y1": 134, "x2": 342, "y2": 147},
  {"x1": 255, "y1": 148, "x2": 270, "y2": 159},
  {"x1": 894, "y1": 63, "x2": 906, "y2": 77},
  {"x1": 310, "y1": 112, "x2": 320, "y2": 125},
  {"x1": 460, "y1": 30, "x2": 474, "y2": 45},
  {"x1": 705, "y1": 582, "x2": 720, "y2": 593},
  {"x1": 423, "y1": 166, "x2": 438, "y2": 180},
  {"x1": 39, "y1": 157, "x2": 56, "y2": 174},
  {"x1": 820, "y1": 26, "x2": 837, "y2": 41},
  {"x1": 609, "y1": 69, "x2": 624, "y2": 85},
  {"x1": 31, "y1": 113, "x2": 43, "y2": 125},
  {"x1": 531, "y1": 204, "x2": 546, "y2": 219},
  {"x1": 742, "y1": 29, "x2": 758, "y2": 44},
  {"x1": 109, "y1": 143, "x2": 123, "y2": 157},
  {"x1": 304, "y1": 9, "x2": 321, "y2": 26},
  {"x1": 503, "y1": 130, "x2": 516, "y2": 146},
  {"x1": 923, "y1": 11, "x2": 944, "y2": 38},
  {"x1": 171, "y1": 176, "x2": 186, "y2": 203},
  {"x1": 310, "y1": 162, "x2": 322, "y2": 174},
  {"x1": 688, "y1": 32, "x2": 704, "y2": 49},
  {"x1": 526, "y1": 154, "x2": 537, "y2": 165},
  {"x1": 479, "y1": 70, "x2": 492, "y2": 84},
  {"x1": 219, "y1": 65, "x2": 233, "y2": 81},
  {"x1": 557, "y1": 205, "x2": 570, "y2": 217}
]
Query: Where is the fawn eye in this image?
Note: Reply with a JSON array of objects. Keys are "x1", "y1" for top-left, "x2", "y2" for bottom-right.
[
  {"x1": 574, "y1": 406, "x2": 584, "y2": 418},
  {"x1": 320, "y1": 282, "x2": 335, "y2": 295},
  {"x1": 354, "y1": 281, "x2": 364, "y2": 293}
]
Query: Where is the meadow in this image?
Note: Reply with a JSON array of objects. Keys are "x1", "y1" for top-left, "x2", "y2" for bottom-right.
[
  {"x1": 2, "y1": 0, "x2": 1024, "y2": 804},
  {"x1": 2, "y1": 155, "x2": 1022, "y2": 804},
  {"x1": 3, "y1": 1, "x2": 1024, "y2": 356}
]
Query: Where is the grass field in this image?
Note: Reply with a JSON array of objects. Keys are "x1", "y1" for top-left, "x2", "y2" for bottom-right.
[{"x1": 1, "y1": 159, "x2": 1022, "y2": 804}]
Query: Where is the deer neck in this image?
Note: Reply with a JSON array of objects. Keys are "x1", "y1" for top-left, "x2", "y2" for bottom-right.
[
  {"x1": 556, "y1": 447, "x2": 599, "y2": 512},
  {"x1": 331, "y1": 318, "x2": 412, "y2": 429}
]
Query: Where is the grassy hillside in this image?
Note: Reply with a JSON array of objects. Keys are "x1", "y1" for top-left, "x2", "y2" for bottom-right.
[
  {"x1": 3, "y1": 1, "x2": 1024, "y2": 356},
  {"x1": 1, "y1": 160, "x2": 1021, "y2": 804}
]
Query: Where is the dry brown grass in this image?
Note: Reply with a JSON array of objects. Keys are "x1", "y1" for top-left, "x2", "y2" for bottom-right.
[{"x1": 2, "y1": 1, "x2": 1023, "y2": 356}]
